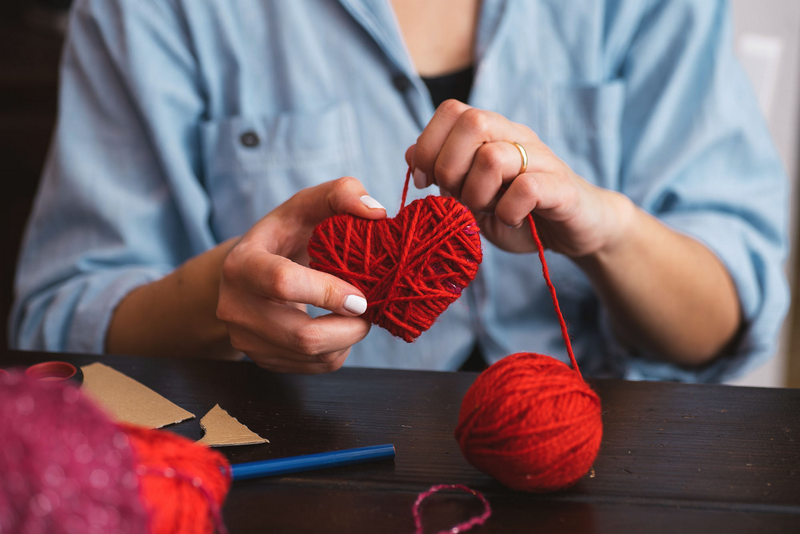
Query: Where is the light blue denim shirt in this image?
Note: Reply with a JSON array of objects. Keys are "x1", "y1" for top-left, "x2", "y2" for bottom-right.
[{"x1": 11, "y1": 0, "x2": 789, "y2": 381}]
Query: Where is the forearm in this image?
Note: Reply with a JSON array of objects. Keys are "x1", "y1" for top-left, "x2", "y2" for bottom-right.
[
  {"x1": 106, "y1": 237, "x2": 240, "y2": 359},
  {"x1": 574, "y1": 193, "x2": 741, "y2": 367}
]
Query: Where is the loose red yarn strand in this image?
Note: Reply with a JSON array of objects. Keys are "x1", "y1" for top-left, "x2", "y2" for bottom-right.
[
  {"x1": 526, "y1": 213, "x2": 581, "y2": 379},
  {"x1": 399, "y1": 166, "x2": 579, "y2": 376},
  {"x1": 401, "y1": 167, "x2": 412, "y2": 209}
]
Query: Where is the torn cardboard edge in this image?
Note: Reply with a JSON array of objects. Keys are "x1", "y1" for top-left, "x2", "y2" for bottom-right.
[
  {"x1": 197, "y1": 404, "x2": 269, "y2": 447},
  {"x1": 81, "y1": 362, "x2": 195, "y2": 429}
]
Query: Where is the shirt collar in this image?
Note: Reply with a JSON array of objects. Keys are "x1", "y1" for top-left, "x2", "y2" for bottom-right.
[
  {"x1": 337, "y1": 0, "x2": 416, "y2": 77},
  {"x1": 338, "y1": 0, "x2": 512, "y2": 77}
]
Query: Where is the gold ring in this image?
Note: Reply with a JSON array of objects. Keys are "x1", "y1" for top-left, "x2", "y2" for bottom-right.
[{"x1": 508, "y1": 141, "x2": 528, "y2": 176}]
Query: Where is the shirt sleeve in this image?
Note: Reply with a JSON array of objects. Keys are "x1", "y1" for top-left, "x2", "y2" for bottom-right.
[
  {"x1": 609, "y1": 0, "x2": 790, "y2": 381},
  {"x1": 10, "y1": 0, "x2": 214, "y2": 353}
]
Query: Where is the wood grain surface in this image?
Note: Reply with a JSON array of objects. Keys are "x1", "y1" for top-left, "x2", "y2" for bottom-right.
[{"x1": 3, "y1": 350, "x2": 799, "y2": 533}]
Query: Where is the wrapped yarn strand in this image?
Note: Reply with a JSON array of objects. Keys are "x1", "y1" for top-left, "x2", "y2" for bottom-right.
[
  {"x1": 125, "y1": 424, "x2": 231, "y2": 534},
  {"x1": 455, "y1": 214, "x2": 603, "y2": 492},
  {"x1": 309, "y1": 168, "x2": 482, "y2": 342}
]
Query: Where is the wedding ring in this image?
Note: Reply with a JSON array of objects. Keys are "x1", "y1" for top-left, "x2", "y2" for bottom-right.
[{"x1": 508, "y1": 141, "x2": 528, "y2": 176}]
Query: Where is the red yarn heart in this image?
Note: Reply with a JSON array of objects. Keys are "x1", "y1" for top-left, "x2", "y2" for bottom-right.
[{"x1": 308, "y1": 196, "x2": 482, "y2": 342}]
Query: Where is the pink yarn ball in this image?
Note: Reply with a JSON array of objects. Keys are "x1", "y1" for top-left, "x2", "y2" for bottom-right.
[{"x1": 0, "y1": 371, "x2": 148, "y2": 534}]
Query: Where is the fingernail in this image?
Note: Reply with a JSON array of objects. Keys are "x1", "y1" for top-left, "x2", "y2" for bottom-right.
[
  {"x1": 413, "y1": 168, "x2": 427, "y2": 189},
  {"x1": 344, "y1": 295, "x2": 368, "y2": 315},
  {"x1": 360, "y1": 195, "x2": 386, "y2": 211}
]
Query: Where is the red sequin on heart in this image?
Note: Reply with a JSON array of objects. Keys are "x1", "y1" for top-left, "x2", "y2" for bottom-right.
[{"x1": 309, "y1": 196, "x2": 482, "y2": 342}]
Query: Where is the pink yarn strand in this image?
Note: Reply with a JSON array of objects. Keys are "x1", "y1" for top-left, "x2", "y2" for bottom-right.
[{"x1": 412, "y1": 484, "x2": 491, "y2": 534}]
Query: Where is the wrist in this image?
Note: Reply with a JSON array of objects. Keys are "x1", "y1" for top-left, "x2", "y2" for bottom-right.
[{"x1": 574, "y1": 190, "x2": 638, "y2": 270}]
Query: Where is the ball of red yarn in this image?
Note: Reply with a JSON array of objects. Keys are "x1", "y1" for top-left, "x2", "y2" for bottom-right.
[
  {"x1": 0, "y1": 371, "x2": 231, "y2": 534},
  {"x1": 455, "y1": 352, "x2": 602, "y2": 492},
  {"x1": 124, "y1": 424, "x2": 231, "y2": 534}
]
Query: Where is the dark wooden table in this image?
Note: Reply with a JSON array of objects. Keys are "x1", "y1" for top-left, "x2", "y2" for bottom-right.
[{"x1": 3, "y1": 350, "x2": 799, "y2": 533}]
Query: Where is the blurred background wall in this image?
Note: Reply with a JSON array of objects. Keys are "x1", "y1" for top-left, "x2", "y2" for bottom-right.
[
  {"x1": 0, "y1": 0, "x2": 66, "y2": 354},
  {"x1": 728, "y1": 0, "x2": 800, "y2": 387},
  {"x1": 1, "y1": 1, "x2": 799, "y2": 385}
]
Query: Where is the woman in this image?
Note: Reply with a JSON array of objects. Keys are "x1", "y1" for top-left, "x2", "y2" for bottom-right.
[{"x1": 11, "y1": 0, "x2": 788, "y2": 381}]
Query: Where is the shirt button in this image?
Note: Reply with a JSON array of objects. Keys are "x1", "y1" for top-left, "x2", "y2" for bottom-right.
[
  {"x1": 392, "y1": 73, "x2": 412, "y2": 92},
  {"x1": 240, "y1": 131, "x2": 260, "y2": 148}
]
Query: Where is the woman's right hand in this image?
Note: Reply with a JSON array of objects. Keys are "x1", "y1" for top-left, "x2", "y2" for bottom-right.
[{"x1": 217, "y1": 177, "x2": 387, "y2": 373}]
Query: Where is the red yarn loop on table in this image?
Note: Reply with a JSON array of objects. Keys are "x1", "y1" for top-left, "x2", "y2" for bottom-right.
[
  {"x1": 309, "y1": 169, "x2": 482, "y2": 341},
  {"x1": 455, "y1": 214, "x2": 603, "y2": 492}
]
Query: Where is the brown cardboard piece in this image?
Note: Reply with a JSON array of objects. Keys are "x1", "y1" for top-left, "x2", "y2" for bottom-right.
[
  {"x1": 81, "y1": 362, "x2": 195, "y2": 428},
  {"x1": 197, "y1": 404, "x2": 269, "y2": 447}
]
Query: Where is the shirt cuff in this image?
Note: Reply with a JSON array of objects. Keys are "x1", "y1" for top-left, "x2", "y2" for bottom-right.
[
  {"x1": 66, "y1": 267, "x2": 171, "y2": 354},
  {"x1": 599, "y1": 210, "x2": 788, "y2": 382}
]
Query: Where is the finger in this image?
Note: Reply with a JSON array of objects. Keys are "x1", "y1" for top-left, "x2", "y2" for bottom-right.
[
  {"x1": 253, "y1": 350, "x2": 350, "y2": 374},
  {"x1": 265, "y1": 346, "x2": 350, "y2": 370},
  {"x1": 471, "y1": 211, "x2": 535, "y2": 253},
  {"x1": 435, "y1": 109, "x2": 525, "y2": 198},
  {"x1": 226, "y1": 321, "x2": 356, "y2": 371},
  {"x1": 460, "y1": 141, "x2": 530, "y2": 212},
  {"x1": 256, "y1": 346, "x2": 351, "y2": 373},
  {"x1": 494, "y1": 172, "x2": 576, "y2": 227},
  {"x1": 411, "y1": 99, "x2": 472, "y2": 189},
  {"x1": 264, "y1": 351, "x2": 350, "y2": 374},
  {"x1": 234, "y1": 253, "x2": 370, "y2": 316},
  {"x1": 225, "y1": 298, "x2": 371, "y2": 360},
  {"x1": 261, "y1": 177, "x2": 387, "y2": 244},
  {"x1": 406, "y1": 144, "x2": 432, "y2": 189},
  {"x1": 405, "y1": 144, "x2": 415, "y2": 168},
  {"x1": 303, "y1": 176, "x2": 387, "y2": 220}
]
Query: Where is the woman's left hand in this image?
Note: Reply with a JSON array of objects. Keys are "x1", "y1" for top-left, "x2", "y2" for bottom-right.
[
  {"x1": 406, "y1": 99, "x2": 632, "y2": 258},
  {"x1": 407, "y1": 101, "x2": 742, "y2": 367}
]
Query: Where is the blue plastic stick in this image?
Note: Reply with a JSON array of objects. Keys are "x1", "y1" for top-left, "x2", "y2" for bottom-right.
[{"x1": 230, "y1": 444, "x2": 396, "y2": 481}]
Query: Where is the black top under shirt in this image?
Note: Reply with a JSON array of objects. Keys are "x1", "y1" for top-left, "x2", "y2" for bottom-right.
[
  {"x1": 420, "y1": 65, "x2": 475, "y2": 108},
  {"x1": 420, "y1": 66, "x2": 486, "y2": 372}
]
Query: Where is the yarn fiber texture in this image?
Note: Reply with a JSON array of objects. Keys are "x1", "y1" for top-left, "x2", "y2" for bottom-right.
[
  {"x1": 455, "y1": 213, "x2": 603, "y2": 492},
  {"x1": 0, "y1": 372, "x2": 232, "y2": 534},
  {"x1": 125, "y1": 424, "x2": 231, "y2": 534},
  {"x1": 455, "y1": 353, "x2": 602, "y2": 492},
  {"x1": 309, "y1": 177, "x2": 482, "y2": 342}
]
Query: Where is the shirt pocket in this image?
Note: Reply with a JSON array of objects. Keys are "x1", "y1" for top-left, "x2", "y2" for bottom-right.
[
  {"x1": 199, "y1": 101, "x2": 361, "y2": 240},
  {"x1": 512, "y1": 80, "x2": 626, "y2": 190}
]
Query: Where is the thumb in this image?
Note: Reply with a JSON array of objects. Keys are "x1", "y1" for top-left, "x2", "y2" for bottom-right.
[
  {"x1": 252, "y1": 177, "x2": 388, "y2": 256},
  {"x1": 279, "y1": 176, "x2": 387, "y2": 225}
]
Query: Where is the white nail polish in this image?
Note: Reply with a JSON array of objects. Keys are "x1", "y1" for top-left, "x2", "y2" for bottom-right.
[
  {"x1": 360, "y1": 195, "x2": 386, "y2": 211},
  {"x1": 344, "y1": 295, "x2": 368, "y2": 315},
  {"x1": 413, "y1": 168, "x2": 427, "y2": 189}
]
